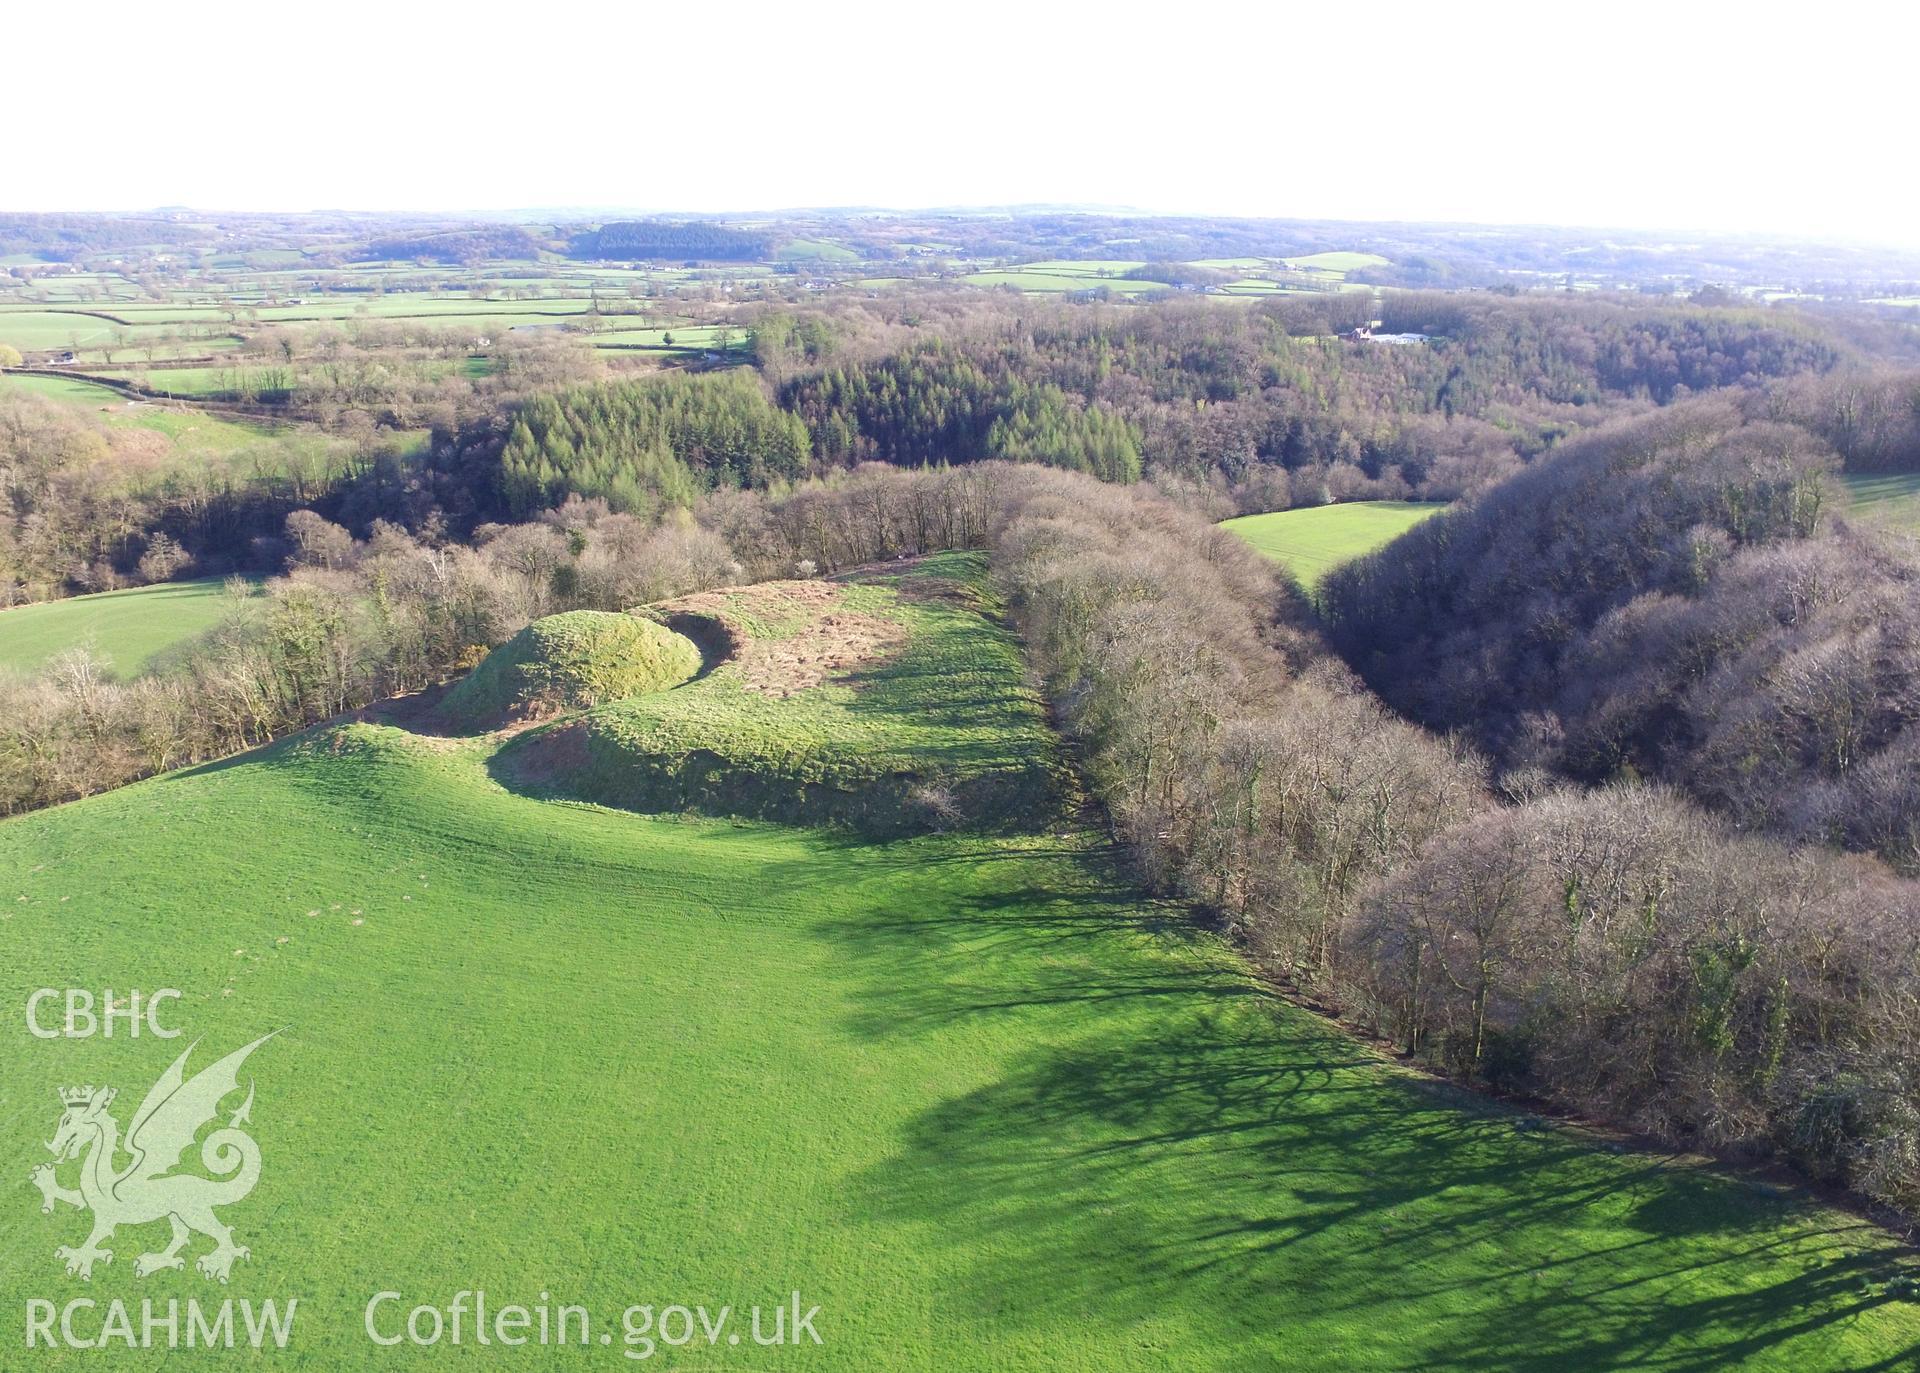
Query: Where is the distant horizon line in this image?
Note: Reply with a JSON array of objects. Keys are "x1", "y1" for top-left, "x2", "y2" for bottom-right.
[{"x1": 7, "y1": 203, "x2": 1920, "y2": 259}]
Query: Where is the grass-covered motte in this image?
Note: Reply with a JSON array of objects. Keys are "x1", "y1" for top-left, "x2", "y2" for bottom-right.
[
  {"x1": 3, "y1": 697, "x2": 1917, "y2": 1366},
  {"x1": 439, "y1": 609, "x2": 701, "y2": 730},
  {"x1": 1219, "y1": 500, "x2": 1446, "y2": 589},
  {"x1": 497, "y1": 551, "x2": 1065, "y2": 835}
]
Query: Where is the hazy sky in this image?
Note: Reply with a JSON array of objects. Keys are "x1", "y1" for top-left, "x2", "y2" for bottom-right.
[{"x1": 10, "y1": 1, "x2": 1915, "y2": 246}]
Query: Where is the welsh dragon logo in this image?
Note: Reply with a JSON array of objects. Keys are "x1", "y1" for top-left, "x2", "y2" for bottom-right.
[{"x1": 29, "y1": 1033, "x2": 274, "y2": 1283}]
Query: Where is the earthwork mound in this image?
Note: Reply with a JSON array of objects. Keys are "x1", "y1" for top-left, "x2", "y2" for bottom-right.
[{"x1": 439, "y1": 610, "x2": 702, "y2": 731}]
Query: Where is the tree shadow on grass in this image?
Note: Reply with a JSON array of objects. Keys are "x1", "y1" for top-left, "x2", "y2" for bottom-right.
[
  {"x1": 855, "y1": 1015, "x2": 1914, "y2": 1369},
  {"x1": 826, "y1": 847, "x2": 1920, "y2": 1370}
]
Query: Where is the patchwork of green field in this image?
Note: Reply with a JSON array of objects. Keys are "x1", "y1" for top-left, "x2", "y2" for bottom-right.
[
  {"x1": 0, "y1": 297, "x2": 623, "y2": 339},
  {"x1": 23, "y1": 286, "x2": 140, "y2": 305},
  {"x1": 0, "y1": 579, "x2": 245, "y2": 678},
  {"x1": 1221, "y1": 500, "x2": 1448, "y2": 587},
  {"x1": 2, "y1": 555, "x2": 1916, "y2": 1368},
  {"x1": 1844, "y1": 472, "x2": 1920, "y2": 533},
  {"x1": 958, "y1": 252, "x2": 1390, "y2": 297},
  {"x1": 109, "y1": 296, "x2": 609, "y2": 324},
  {"x1": 1, "y1": 249, "x2": 1399, "y2": 346},
  {"x1": 0, "y1": 300, "x2": 720, "y2": 397}
]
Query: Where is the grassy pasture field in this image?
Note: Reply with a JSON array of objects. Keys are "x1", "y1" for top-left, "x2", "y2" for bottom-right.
[
  {"x1": 1283, "y1": 250, "x2": 1391, "y2": 274},
  {"x1": 84, "y1": 367, "x2": 239, "y2": 399},
  {"x1": 2, "y1": 555, "x2": 1917, "y2": 1368},
  {"x1": 0, "y1": 374, "x2": 275, "y2": 451},
  {"x1": 0, "y1": 312, "x2": 128, "y2": 350},
  {"x1": 1222, "y1": 500, "x2": 1447, "y2": 587},
  {"x1": 0, "y1": 579, "x2": 243, "y2": 678},
  {"x1": 1844, "y1": 472, "x2": 1920, "y2": 533},
  {"x1": 586, "y1": 323, "x2": 734, "y2": 350}
]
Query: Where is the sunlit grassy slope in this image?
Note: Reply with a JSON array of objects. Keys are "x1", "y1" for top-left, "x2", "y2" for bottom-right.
[
  {"x1": 1, "y1": 556, "x2": 1915, "y2": 1369},
  {"x1": 1220, "y1": 500, "x2": 1446, "y2": 587},
  {"x1": 0, "y1": 579, "x2": 243, "y2": 678},
  {"x1": 1844, "y1": 472, "x2": 1920, "y2": 533},
  {"x1": 0, "y1": 373, "x2": 274, "y2": 452}
]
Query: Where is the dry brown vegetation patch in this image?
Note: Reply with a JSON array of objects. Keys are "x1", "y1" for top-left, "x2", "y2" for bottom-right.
[
  {"x1": 653, "y1": 581, "x2": 909, "y2": 697},
  {"x1": 743, "y1": 609, "x2": 906, "y2": 696}
]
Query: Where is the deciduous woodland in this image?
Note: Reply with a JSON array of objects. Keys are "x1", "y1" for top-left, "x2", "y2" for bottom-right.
[
  {"x1": 7, "y1": 271, "x2": 1920, "y2": 1233},
  {"x1": 0, "y1": 292, "x2": 1863, "y2": 601}
]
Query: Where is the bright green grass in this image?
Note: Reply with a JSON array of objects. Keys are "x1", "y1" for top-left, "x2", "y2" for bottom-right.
[
  {"x1": 0, "y1": 312, "x2": 127, "y2": 350},
  {"x1": 87, "y1": 399, "x2": 269, "y2": 451},
  {"x1": 442, "y1": 611, "x2": 700, "y2": 729},
  {"x1": 0, "y1": 579, "x2": 243, "y2": 678},
  {"x1": 0, "y1": 374, "x2": 137, "y2": 407},
  {"x1": 1843, "y1": 473, "x2": 1920, "y2": 533},
  {"x1": 1221, "y1": 500, "x2": 1447, "y2": 587},
  {"x1": 0, "y1": 374, "x2": 273, "y2": 451},
  {"x1": 87, "y1": 368, "x2": 230, "y2": 398},
  {"x1": 2, "y1": 601, "x2": 1916, "y2": 1366}
]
